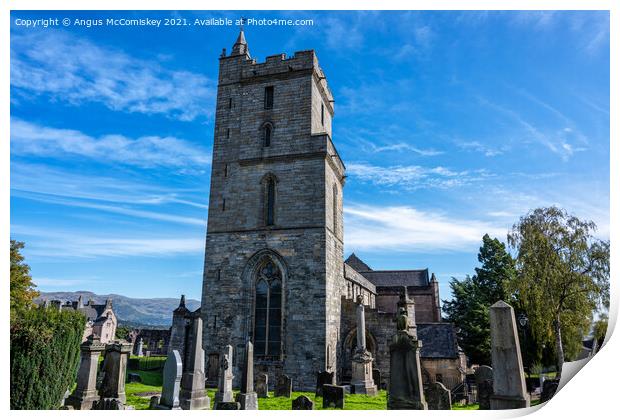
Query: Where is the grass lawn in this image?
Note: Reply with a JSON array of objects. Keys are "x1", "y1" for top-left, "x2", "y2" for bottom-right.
[{"x1": 124, "y1": 369, "x2": 483, "y2": 410}]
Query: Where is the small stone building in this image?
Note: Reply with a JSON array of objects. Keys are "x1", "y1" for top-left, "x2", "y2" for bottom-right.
[
  {"x1": 199, "y1": 30, "x2": 467, "y2": 391},
  {"x1": 47, "y1": 296, "x2": 117, "y2": 343}
]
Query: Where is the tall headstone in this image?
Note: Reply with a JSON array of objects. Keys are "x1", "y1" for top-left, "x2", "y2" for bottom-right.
[
  {"x1": 235, "y1": 341, "x2": 258, "y2": 409},
  {"x1": 397, "y1": 286, "x2": 417, "y2": 338},
  {"x1": 274, "y1": 374, "x2": 292, "y2": 398},
  {"x1": 387, "y1": 307, "x2": 427, "y2": 410},
  {"x1": 97, "y1": 341, "x2": 132, "y2": 408},
  {"x1": 65, "y1": 338, "x2": 106, "y2": 410},
  {"x1": 315, "y1": 371, "x2": 335, "y2": 397},
  {"x1": 214, "y1": 345, "x2": 234, "y2": 407},
  {"x1": 155, "y1": 350, "x2": 183, "y2": 410},
  {"x1": 350, "y1": 295, "x2": 378, "y2": 396},
  {"x1": 179, "y1": 317, "x2": 210, "y2": 409},
  {"x1": 475, "y1": 365, "x2": 493, "y2": 410},
  {"x1": 135, "y1": 338, "x2": 144, "y2": 357},
  {"x1": 256, "y1": 373, "x2": 269, "y2": 398},
  {"x1": 425, "y1": 382, "x2": 451, "y2": 410},
  {"x1": 489, "y1": 301, "x2": 530, "y2": 409}
]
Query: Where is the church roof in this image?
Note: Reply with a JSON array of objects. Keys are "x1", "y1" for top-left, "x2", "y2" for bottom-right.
[
  {"x1": 344, "y1": 253, "x2": 372, "y2": 272},
  {"x1": 359, "y1": 269, "x2": 430, "y2": 287},
  {"x1": 417, "y1": 323, "x2": 460, "y2": 359}
]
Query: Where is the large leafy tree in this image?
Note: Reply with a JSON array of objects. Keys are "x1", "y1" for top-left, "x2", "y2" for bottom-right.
[
  {"x1": 508, "y1": 207, "x2": 609, "y2": 378},
  {"x1": 443, "y1": 234, "x2": 516, "y2": 365},
  {"x1": 10, "y1": 240, "x2": 39, "y2": 320}
]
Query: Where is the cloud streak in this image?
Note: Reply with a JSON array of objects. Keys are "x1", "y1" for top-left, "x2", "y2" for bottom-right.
[
  {"x1": 347, "y1": 162, "x2": 490, "y2": 189},
  {"x1": 11, "y1": 31, "x2": 216, "y2": 121},
  {"x1": 11, "y1": 225, "x2": 205, "y2": 258},
  {"x1": 345, "y1": 203, "x2": 507, "y2": 252},
  {"x1": 11, "y1": 119, "x2": 211, "y2": 169}
]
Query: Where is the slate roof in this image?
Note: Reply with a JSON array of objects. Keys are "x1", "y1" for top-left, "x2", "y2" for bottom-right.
[
  {"x1": 358, "y1": 269, "x2": 430, "y2": 287},
  {"x1": 344, "y1": 253, "x2": 372, "y2": 272},
  {"x1": 417, "y1": 323, "x2": 460, "y2": 359}
]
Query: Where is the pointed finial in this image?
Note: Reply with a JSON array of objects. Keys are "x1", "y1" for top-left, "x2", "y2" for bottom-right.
[
  {"x1": 431, "y1": 273, "x2": 437, "y2": 282},
  {"x1": 231, "y1": 20, "x2": 250, "y2": 57},
  {"x1": 179, "y1": 294, "x2": 186, "y2": 308}
]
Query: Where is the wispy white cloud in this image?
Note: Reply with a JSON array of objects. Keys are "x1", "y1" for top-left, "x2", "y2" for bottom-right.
[
  {"x1": 12, "y1": 190, "x2": 206, "y2": 227},
  {"x1": 455, "y1": 140, "x2": 507, "y2": 157},
  {"x1": 366, "y1": 141, "x2": 442, "y2": 156},
  {"x1": 11, "y1": 163, "x2": 209, "y2": 209},
  {"x1": 11, "y1": 225, "x2": 204, "y2": 258},
  {"x1": 11, "y1": 31, "x2": 216, "y2": 121},
  {"x1": 344, "y1": 204, "x2": 507, "y2": 252},
  {"x1": 347, "y1": 162, "x2": 490, "y2": 189},
  {"x1": 11, "y1": 119, "x2": 211, "y2": 169},
  {"x1": 477, "y1": 96, "x2": 588, "y2": 161}
]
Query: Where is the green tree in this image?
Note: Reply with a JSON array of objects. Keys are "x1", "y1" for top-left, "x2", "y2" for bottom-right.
[
  {"x1": 11, "y1": 307, "x2": 85, "y2": 409},
  {"x1": 443, "y1": 234, "x2": 516, "y2": 365},
  {"x1": 508, "y1": 207, "x2": 609, "y2": 378},
  {"x1": 10, "y1": 240, "x2": 39, "y2": 321},
  {"x1": 593, "y1": 314, "x2": 608, "y2": 350}
]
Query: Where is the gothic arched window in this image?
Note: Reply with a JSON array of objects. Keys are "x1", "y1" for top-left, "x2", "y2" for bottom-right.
[
  {"x1": 266, "y1": 177, "x2": 276, "y2": 226},
  {"x1": 263, "y1": 123, "x2": 273, "y2": 147},
  {"x1": 253, "y1": 260, "x2": 282, "y2": 357}
]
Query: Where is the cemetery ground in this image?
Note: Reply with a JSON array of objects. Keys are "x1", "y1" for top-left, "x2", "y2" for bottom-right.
[{"x1": 123, "y1": 358, "x2": 485, "y2": 410}]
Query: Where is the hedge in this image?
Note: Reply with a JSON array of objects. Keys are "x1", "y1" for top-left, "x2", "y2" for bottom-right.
[{"x1": 10, "y1": 307, "x2": 85, "y2": 409}]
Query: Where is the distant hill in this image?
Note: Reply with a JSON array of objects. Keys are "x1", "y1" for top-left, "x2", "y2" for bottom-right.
[{"x1": 36, "y1": 291, "x2": 201, "y2": 328}]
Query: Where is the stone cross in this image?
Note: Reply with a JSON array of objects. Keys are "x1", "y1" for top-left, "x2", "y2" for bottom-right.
[
  {"x1": 157, "y1": 349, "x2": 183, "y2": 409},
  {"x1": 215, "y1": 345, "x2": 234, "y2": 403},
  {"x1": 179, "y1": 317, "x2": 210, "y2": 409},
  {"x1": 65, "y1": 338, "x2": 106, "y2": 410},
  {"x1": 489, "y1": 301, "x2": 530, "y2": 409},
  {"x1": 235, "y1": 341, "x2": 258, "y2": 409},
  {"x1": 97, "y1": 341, "x2": 132, "y2": 407}
]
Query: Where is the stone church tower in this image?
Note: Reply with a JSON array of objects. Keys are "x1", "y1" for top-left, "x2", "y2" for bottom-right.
[{"x1": 201, "y1": 30, "x2": 345, "y2": 390}]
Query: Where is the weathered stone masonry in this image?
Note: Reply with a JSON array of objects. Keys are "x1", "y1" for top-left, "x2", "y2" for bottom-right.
[{"x1": 201, "y1": 30, "x2": 344, "y2": 390}]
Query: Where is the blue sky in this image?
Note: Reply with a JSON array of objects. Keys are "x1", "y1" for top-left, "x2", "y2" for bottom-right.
[{"x1": 10, "y1": 11, "x2": 609, "y2": 304}]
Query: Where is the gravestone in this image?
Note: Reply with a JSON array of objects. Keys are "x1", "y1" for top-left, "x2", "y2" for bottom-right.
[
  {"x1": 97, "y1": 341, "x2": 133, "y2": 409},
  {"x1": 540, "y1": 379, "x2": 560, "y2": 403},
  {"x1": 235, "y1": 341, "x2": 258, "y2": 409},
  {"x1": 322, "y1": 384, "x2": 345, "y2": 409},
  {"x1": 149, "y1": 396, "x2": 159, "y2": 410},
  {"x1": 179, "y1": 317, "x2": 210, "y2": 410},
  {"x1": 425, "y1": 382, "x2": 451, "y2": 410},
  {"x1": 65, "y1": 338, "x2": 106, "y2": 410},
  {"x1": 214, "y1": 345, "x2": 234, "y2": 407},
  {"x1": 127, "y1": 373, "x2": 141, "y2": 383},
  {"x1": 350, "y1": 295, "x2": 378, "y2": 396},
  {"x1": 372, "y1": 369, "x2": 381, "y2": 390},
  {"x1": 274, "y1": 374, "x2": 292, "y2": 398},
  {"x1": 256, "y1": 373, "x2": 269, "y2": 398},
  {"x1": 135, "y1": 338, "x2": 143, "y2": 357},
  {"x1": 315, "y1": 371, "x2": 334, "y2": 397},
  {"x1": 154, "y1": 349, "x2": 182, "y2": 410},
  {"x1": 489, "y1": 301, "x2": 530, "y2": 409},
  {"x1": 475, "y1": 365, "x2": 493, "y2": 410},
  {"x1": 214, "y1": 402, "x2": 240, "y2": 410},
  {"x1": 387, "y1": 307, "x2": 427, "y2": 410},
  {"x1": 292, "y1": 395, "x2": 314, "y2": 410}
]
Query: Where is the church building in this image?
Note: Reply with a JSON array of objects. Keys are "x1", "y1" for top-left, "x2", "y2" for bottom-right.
[{"x1": 199, "y1": 30, "x2": 466, "y2": 392}]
